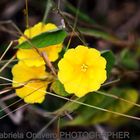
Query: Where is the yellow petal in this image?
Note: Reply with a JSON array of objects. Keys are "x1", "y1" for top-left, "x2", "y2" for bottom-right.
[
  {"x1": 40, "y1": 44, "x2": 62, "y2": 62},
  {"x1": 15, "y1": 82, "x2": 46, "y2": 104},
  {"x1": 86, "y1": 48, "x2": 100, "y2": 66},
  {"x1": 17, "y1": 45, "x2": 62, "y2": 67},
  {"x1": 92, "y1": 56, "x2": 107, "y2": 69},
  {"x1": 12, "y1": 62, "x2": 48, "y2": 104},
  {"x1": 12, "y1": 62, "x2": 47, "y2": 84},
  {"x1": 18, "y1": 22, "x2": 57, "y2": 43},
  {"x1": 58, "y1": 45, "x2": 107, "y2": 97},
  {"x1": 17, "y1": 49, "x2": 45, "y2": 67},
  {"x1": 17, "y1": 22, "x2": 62, "y2": 66},
  {"x1": 64, "y1": 48, "x2": 84, "y2": 65},
  {"x1": 87, "y1": 68, "x2": 106, "y2": 83}
]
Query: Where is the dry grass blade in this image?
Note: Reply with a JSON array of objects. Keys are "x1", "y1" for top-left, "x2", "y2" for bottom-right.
[
  {"x1": 0, "y1": 55, "x2": 16, "y2": 73},
  {"x1": 0, "y1": 57, "x2": 43, "y2": 65},
  {"x1": 0, "y1": 21, "x2": 62, "y2": 76},
  {"x1": 65, "y1": 0, "x2": 82, "y2": 50},
  {"x1": 0, "y1": 98, "x2": 22, "y2": 113},
  {"x1": 0, "y1": 103, "x2": 28, "y2": 120},
  {"x1": 1, "y1": 93, "x2": 16, "y2": 101},
  {"x1": 0, "y1": 41, "x2": 13, "y2": 61},
  {"x1": 25, "y1": 0, "x2": 29, "y2": 28},
  {"x1": 102, "y1": 78, "x2": 120, "y2": 87},
  {"x1": 96, "y1": 90, "x2": 140, "y2": 108},
  {"x1": 0, "y1": 85, "x2": 54, "y2": 120},
  {"x1": 0, "y1": 89, "x2": 12, "y2": 95},
  {"x1": 0, "y1": 85, "x2": 46, "y2": 114},
  {"x1": 54, "y1": 2, "x2": 87, "y2": 46},
  {"x1": 0, "y1": 83, "x2": 12, "y2": 86},
  {"x1": 0, "y1": 76, "x2": 140, "y2": 121},
  {"x1": 0, "y1": 100, "x2": 24, "y2": 124}
]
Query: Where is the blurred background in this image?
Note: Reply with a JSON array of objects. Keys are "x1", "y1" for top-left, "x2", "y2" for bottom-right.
[{"x1": 0, "y1": 0, "x2": 140, "y2": 140}]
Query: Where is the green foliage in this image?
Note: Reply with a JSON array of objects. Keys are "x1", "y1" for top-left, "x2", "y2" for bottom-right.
[
  {"x1": 60, "y1": 88, "x2": 138, "y2": 126},
  {"x1": 65, "y1": 0, "x2": 96, "y2": 24},
  {"x1": 79, "y1": 28, "x2": 120, "y2": 43},
  {"x1": 42, "y1": 0, "x2": 53, "y2": 24},
  {"x1": 16, "y1": 29, "x2": 67, "y2": 49},
  {"x1": 120, "y1": 49, "x2": 139, "y2": 69},
  {"x1": 101, "y1": 50, "x2": 115, "y2": 77},
  {"x1": 91, "y1": 88, "x2": 138, "y2": 124},
  {"x1": 109, "y1": 101, "x2": 140, "y2": 126},
  {"x1": 51, "y1": 80, "x2": 69, "y2": 97},
  {"x1": 51, "y1": 80, "x2": 87, "y2": 113}
]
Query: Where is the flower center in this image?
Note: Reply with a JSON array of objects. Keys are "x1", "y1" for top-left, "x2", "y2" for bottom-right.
[{"x1": 81, "y1": 64, "x2": 88, "y2": 72}]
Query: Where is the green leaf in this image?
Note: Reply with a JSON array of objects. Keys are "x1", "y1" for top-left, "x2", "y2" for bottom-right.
[
  {"x1": 51, "y1": 80, "x2": 86, "y2": 116},
  {"x1": 16, "y1": 29, "x2": 67, "y2": 49},
  {"x1": 120, "y1": 49, "x2": 139, "y2": 69},
  {"x1": 109, "y1": 88, "x2": 138, "y2": 117},
  {"x1": 51, "y1": 80, "x2": 69, "y2": 97},
  {"x1": 101, "y1": 50, "x2": 115, "y2": 77},
  {"x1": 61, "y1": 93, "x2": 107, "y2": 126},
  {"x1": 109, "y1": 99, "x2": 140, "y2": 126},
  {"x1": 79, "y1": 28, "x2": 120, "y2": 43},
  {"x1": 91, "y1": 88, "x2": 138, "y2": 124},
  {"x1": 61, "y1": 88, "x2": 138, "y2": 126}
]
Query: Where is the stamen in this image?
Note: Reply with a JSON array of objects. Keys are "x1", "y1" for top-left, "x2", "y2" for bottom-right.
[{"x1": 81, "y1": 64, "x2": 88, "y2": 72}]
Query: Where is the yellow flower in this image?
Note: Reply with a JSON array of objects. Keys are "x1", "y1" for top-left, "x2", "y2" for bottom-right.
[
  {"x1": 17, "y1": 22, "x2": 62, "y2": 67},
  {"x1": 58, "y1": 45, "x2": 107, "y2": 97},
  {"x1": 12, "y1": 62, "x2": 48, "y2": 103}
]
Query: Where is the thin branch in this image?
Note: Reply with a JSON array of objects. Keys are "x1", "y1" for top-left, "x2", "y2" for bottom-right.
[
  {"x1": 96, "y1": 90, "x2": 140, "y2": 108},
  {"x1": 0, "y1": 93, "x2": 17, "y2": 101},
  {"x1": 0, "y1": 76, "x2": 140, "y2": 121},
  {"x1": 0, "y1": 100, "x2": 24, "y2": 124},
  {"x1": 102, "y1": 78, "x2": 120, "y2": 87},
  {"x1": 41, "y1": 51, "x2": 57, "y2": 76},
  {"x1": 0, "y1": 41, "x2": 13, "y2": 61},
  {"x1": 27, "y1": 105, "x2": 54, "y2": 118},
  {"x1": 64, "y1": 111, "x2": 73, "y2": 120},
  {"x1": 0, "y1": 55, "x2": 16, "y2": 73},
  {"x1": 1, "y1": 76, "x2": 140, "y2": 121}
]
